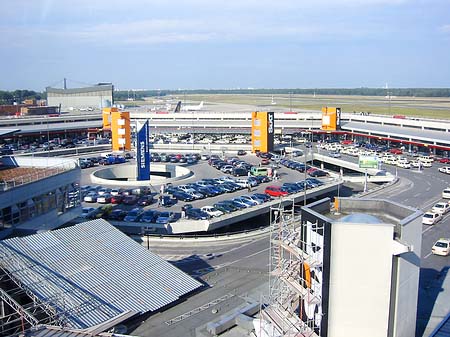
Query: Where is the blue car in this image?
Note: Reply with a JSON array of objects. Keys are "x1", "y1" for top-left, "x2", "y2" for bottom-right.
[{"x1": 186, "y1": 208, "x2": 210, "y2": 220}]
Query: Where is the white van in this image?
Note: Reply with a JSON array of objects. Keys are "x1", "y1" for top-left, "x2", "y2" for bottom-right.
[{"x1": 419, "y1": 156, "x2": 433, "y2": 163}]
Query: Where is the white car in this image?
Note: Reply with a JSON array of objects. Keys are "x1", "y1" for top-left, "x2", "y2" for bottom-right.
[
  {"x1": 438, "y1": 166, "x2": 450, "y2": 174},
  {"x1": 422, "y1": 211, "x2": 442, "y2": 225},
  {"x1": 431, "y1": 238, "x2": 450, "y2": 256},
  {"x1": 83, "y1": 192, "x2": 98, "y2": 203},
  {"x1": 421, "y1": 161, "x2": 432, "y2": 168},
  {"x1": 442, "y1": 188, "x2": 450, "y2": 199},
  {"x1": 201, "y1": 206, "x2": 224, "y2": 218},
  {"x1": 410, "y1": 160, "x2": 421, "y2": 168},
  {"x1": 431, "y1": 202, "x2": 450, "y2": 215},
  {"x1": 397, "y1": 161, "x2": 411, "y2": 169}
]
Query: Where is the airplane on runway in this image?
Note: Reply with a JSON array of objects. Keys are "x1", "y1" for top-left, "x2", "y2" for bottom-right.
[{"x1": 180, "y1": 101, "x2": 204, "y2": 111}]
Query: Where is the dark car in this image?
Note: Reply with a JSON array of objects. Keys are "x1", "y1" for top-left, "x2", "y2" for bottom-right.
[
  {"x1": 282, "y1": 183, "x2": 303, "y2": 193},
  {"x1": 137, "y1": 195, "x2": 154, "y2": 206},
  {"x1": 232, "y1": 167, "x2": 248, "y2": 176},
  {"x1": 306, "y1": 177, "x2": 324, "y2": 187},
  {"x1": 195, "y1": 186, "x2": 217, "y2": 197},
  {"x1": 214, "y1": 202, "x2": 237, "y2": 213},
  {"x1": 171, "y1": 191, "x2": 195, "y2": 202},
  {"x1": 186, "y1": 208, "x2": 210, "y2": 220},
  {"x1": 122, "y1": 195, "x2": 139, "y2": 205},
  {"x1": 140, "y1": 210, "x2": 159, "y2": 223},
  {"x1": 237, "y1": 150, "x2": 247, "y2": 156},
  {"x1": 160, "y1": 195, "x2": 177, "y2": 207},
  {"x1": 309, "y1": 169, "x2": 327, "y2": 177},
  {"x1": 107, "y1": 209, "x2": 128, "y2": 221},
  {"x1": 252, "y1": 193, "x2": 273, "y2": 202},
  {"x1": 252, "y1": 175, "x2": 271, "y2": 184}
]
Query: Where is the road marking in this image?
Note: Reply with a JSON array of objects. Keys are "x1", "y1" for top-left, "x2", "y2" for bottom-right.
[
  {"x1": 422, "y1": 226, "x2": 435, "y2": 234},
  {"x1": 165, "y1": 293, "x2": 235, "y2": 326},
  {"x1": 424, "y1": 252, "x2": 433, "y2": 259}
]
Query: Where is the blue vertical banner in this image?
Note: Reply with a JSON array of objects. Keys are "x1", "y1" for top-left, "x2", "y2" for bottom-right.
[{"x1": 136, "y1": 120, "x2": 150, "y2": 181}]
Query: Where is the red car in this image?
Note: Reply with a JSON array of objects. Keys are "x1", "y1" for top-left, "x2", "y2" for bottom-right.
[
  {"x1": 261, "y1": 158, "x2": 270, "y2": 165},
  {"x1": 341, "y1": 140, "x2": 353, "y2": 145},
  {"x1": 111, "y1": 195, "x2": 124, "y2": 204},
  {"x1": 265, "y1": 185, "x2": 289, "y2": 197},
  {"x1": 307, "y1": 167, "x2": 318, "y2": 174},
  {"x1": 389, "y1": 148, "x2": 402, "y2": 155},
  {"x1": 439, "y1": 157, "x2": 450, "y2": 164}
]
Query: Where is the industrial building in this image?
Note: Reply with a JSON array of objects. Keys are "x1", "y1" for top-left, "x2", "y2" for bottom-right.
[
  {"x1": 46, "y1": 83, "x2": 114, "y2": 112},
  {"x1": 260, "y1": 197, "x2": 422, "y2": 337},
  {"x1": 0, "y1": 219, "x2": 202, "y2": 336}
]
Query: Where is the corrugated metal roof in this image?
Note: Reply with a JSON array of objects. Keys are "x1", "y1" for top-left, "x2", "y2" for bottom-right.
[
  {"x1": 342, "y1": 121, "x2": 450, "y2": 144},
  {"x1": 0, "y1": 219, "x2": 202, "y2": 330},
  {"x1": 21, "y1": 325, "x2": 118, "y2": 337}
]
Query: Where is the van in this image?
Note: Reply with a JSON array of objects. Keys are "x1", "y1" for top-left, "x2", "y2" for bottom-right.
[
  {"x1": 419, "y1": 156, "x2": 433, "y2": 163},
  {"x1": 250, "y1": 166, "x2": 268, "y2": 176}
]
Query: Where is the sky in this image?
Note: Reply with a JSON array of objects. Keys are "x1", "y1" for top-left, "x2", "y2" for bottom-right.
[{"x1": 1, "y1": 0, "x2": 449, "y2": 91}]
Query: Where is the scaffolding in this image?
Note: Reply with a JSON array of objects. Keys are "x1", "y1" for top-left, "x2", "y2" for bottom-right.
[{"x1": 260, "y1": 203, "x2": 324, "y2": 337}]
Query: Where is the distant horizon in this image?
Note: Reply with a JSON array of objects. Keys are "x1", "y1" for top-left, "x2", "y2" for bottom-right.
[{"x1": 3, "y1": 86, "x2": 450, "y2": 93}]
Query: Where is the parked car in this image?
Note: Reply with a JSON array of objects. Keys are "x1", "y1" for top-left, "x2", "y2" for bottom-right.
[
  {"x1": 438, "y1": 157, "x2": 450, "y2": 164},
  {"x1": 422, "y1": 211, "x2": 442, "y2": 225},
  {"x1": 122, "y1": 195, "x2": 139, "y2": 205},
  {"x1": 160, "y1": 195, "x2": 177, "y2": 207},
  {"x1": 431, "y1": 202, "x2": 450, "y2": 215},
  {"x1": 107, "y1": 209, "x2": 128, "y2": 221},
  {"x1": 309, "y1": 169, "x2": 328, "y2": 177},
  {"x1": 214, "y1": 201, "x2": 238, "y2": 212},
  {"x1": 237, "y1": 150, "x2": 247, "y2": 156},
  {"x1": 140, "y1": 210, "x2": 159, "y2": 223},
  {"x1": 83, "y1": 192, "x2": 98, "y2": 203},
  {"x1": 253, "y1": 193, "x2": 273, "y2": 202},
  {"x1": 156, "y1": 211, "x2": 176, "y2": 224},
  {"x1": 186, "y1": 208, "x2": 210, "y2": 220},
  {"x1": 81, "y1": 207, "x2": 98, "y2": 219},
  {"x1": 240, "y1": 195, "x2": 264, "y2": 205},
  {"x1": 124, "y1": 208, "x2": 143, "y2": 222},
  {"x1": 432, "y1": 238, "x2": 450, "y2": 256},
  {"x1": 442, "y1": 188, "x2": 450, "y2": 199},
  {"x1": 171, "y1": 190, "x2": 195, "y2": 202},
  {"x1": 96, "y1": 193, "x2": 112, "y2": 204},
  {"x1": 137, "y1": 195, "x2": 154, "y2": 206},
  {"x1": 438, "y1": 166, "x2": 450, "y2": 174},
  {"x1": 111, "y1": 195, "x2": 124, "y2": 204},
  {"x1": 265, "y1": 185, "x2": 289, "y2": 197},
  {"x1": 201, "y1": 206, "x2": 224, "y2": 218}
]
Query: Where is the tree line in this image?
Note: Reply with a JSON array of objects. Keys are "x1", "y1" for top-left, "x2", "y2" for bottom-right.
[
  {"x1": 114, "y1": 88, "x2": 450, "y2": 100},
  {"x1": 1, "y1": 87, "x2": 449, "y2": 105},
  {"x1": 0, "y1": 90, "x2": 44, "y2": 105}
]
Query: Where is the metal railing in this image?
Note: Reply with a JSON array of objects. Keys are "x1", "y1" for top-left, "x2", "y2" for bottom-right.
[{"x1": 0, "y1": 163, "x2": 74, "y2": 192}]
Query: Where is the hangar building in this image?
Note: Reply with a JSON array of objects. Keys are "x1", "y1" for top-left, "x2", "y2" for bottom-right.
[{"x1": 46, "y1": 83, "x2": 114, "y2": 112}]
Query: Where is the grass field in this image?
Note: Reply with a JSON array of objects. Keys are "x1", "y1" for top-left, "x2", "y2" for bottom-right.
[{"x1": 119, "y1": 93, "x2": 450, "y2": 119}]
